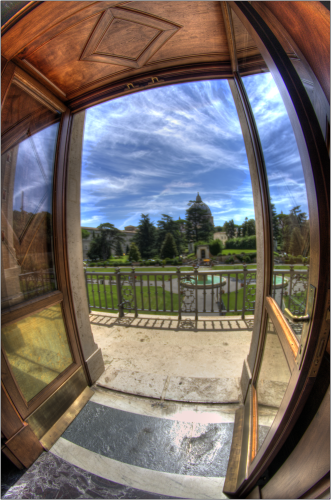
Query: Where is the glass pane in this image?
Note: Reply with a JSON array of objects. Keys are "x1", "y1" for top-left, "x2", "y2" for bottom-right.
[
  {"x1": 1, "y1": 2, "x2": 30, "y2": 27},
  {"x1": 1, "y1": 83, "x2": 60, "y2": 308},
  {"x1": 2, "y1": 304, "x2": 73, "y2": 402},
  {"x1": 243, "y1": 73, "x2": 309, "y2": 341},
  {"x1": 256, "y1": 316, "x2": 291, "y2": 452},
  {"x1": 231, "y1": 9, "x2": 310, "y2": 341}
]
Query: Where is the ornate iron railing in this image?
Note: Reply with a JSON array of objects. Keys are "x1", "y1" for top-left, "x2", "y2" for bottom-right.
[
  {"x1": 84, "y1": 265, "x2": 309, "y2": 322},
  {"x1": 19, "y1": 269, "x2": 56, "y2": 299}
]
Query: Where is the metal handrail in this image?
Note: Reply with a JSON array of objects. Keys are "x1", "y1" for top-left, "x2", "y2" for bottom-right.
[{"x1": 85, "y1": 265, "x2": 309, "y2": 321}]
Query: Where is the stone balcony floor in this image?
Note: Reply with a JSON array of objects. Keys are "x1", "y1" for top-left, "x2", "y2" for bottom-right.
[{"x1": 91, "y1": 312, "x2": 254, "y2": 404}]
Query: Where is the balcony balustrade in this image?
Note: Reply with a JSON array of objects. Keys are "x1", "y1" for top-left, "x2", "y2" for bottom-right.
[{"x1": 83, "y1": 265, "x2": 309, "y2": 330}]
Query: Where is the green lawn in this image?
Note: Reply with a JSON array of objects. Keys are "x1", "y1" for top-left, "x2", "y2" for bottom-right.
[
  {"x1": 221, "y1": 286, "x2": 256, "y2": 316},
  {"x1": 284, "y1": 290, "x2": 307, "y2": 312},
  {"x1": 88, "y1": 283, "x2": 179, "y2": 315},
  {"x1": 274, "y1": 265, "x2": 308, "y2": 270},
  {"x1": 86, "y1": 266, "x2": 194, "y2": 278},
  {"x1": 221, "y1": 249, "x2": 256, "y2": 255},
  {"x1": 87, "y1": 281, "x2": 257, "y2": 317}
]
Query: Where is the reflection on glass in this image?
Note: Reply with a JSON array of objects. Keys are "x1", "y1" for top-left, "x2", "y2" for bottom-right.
[
  {"x1": 2, "y1": 304, "x2": 73, "y2": 402},
  {"x1": 1, "y1": 84, "x2": 60, "y2": 308},
  {"x1": 231, "y1": 11, "x2": 310, "y2": 340},
  {"x1": 231, "y1": 9, "x2": 268, "y2": 77},
  {"x1": 256, "y1": 317, "x2": 291, "y2": 451},
  {"x1": 243, "y1": 71, "x2": 309, "y2": 340}
]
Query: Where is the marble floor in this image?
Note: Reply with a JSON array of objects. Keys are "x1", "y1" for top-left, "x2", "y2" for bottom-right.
[{"x1": 3, "y1": 388, "x2": 239, "y2": 499}]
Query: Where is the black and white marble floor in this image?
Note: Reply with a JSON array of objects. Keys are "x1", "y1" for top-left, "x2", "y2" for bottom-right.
[{"x1": 3, "y1": 388, "x2": 238, "y2": 499}]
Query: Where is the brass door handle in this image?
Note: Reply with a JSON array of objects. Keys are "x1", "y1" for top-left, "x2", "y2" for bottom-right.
[{"x1": 284, "y1": 308, "x2": 310, "y2": 323}]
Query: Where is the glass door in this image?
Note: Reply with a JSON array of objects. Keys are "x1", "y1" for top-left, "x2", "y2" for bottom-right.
[
  {"x1": 223, "y1": 2, "x2": 329, "y2": 496},
  {"x1": 1, "y1": 65, "x2": 89, "y2": 465}
]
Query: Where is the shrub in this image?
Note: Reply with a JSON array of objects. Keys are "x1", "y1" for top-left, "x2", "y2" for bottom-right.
[
  {"x1": 129, "y1": 242, "x2": 141, "y2": 262},
  {"x1": 209, "y1": 238, "x2": 223, "y2": 256},
  {"x1": 226, "y1": 235, "x2": 256, "y2": 250},
  {"x1": 242, "y1": 255, "x2": 251, "y2": 263},
  {"x1": 225, "y1": 256, "x2": 235, "y2": 264}
]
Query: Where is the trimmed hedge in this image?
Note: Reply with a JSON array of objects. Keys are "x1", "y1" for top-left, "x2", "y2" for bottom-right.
[{"x1": 226, "y1": 235, "x2": 256, "y2": 250}]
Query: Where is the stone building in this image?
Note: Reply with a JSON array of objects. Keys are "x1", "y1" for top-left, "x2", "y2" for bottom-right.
[
  {"x1": 81, "y1": 225, "x2": 137, "y2": 260},
  {"x1": 213, "y1": 231, "x2": 228, "y2": 244}
]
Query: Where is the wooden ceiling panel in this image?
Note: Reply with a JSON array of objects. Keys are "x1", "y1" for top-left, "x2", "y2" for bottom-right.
[
  {"x1": 1, "y1": 2, "x2": 96, "y2": 60},
  {"x1": 3, "y1": 1, "x2": 232, "y2": 102},
  {"x1": 127, "y1": 2, "x2": 229, "y2": 63},
  {"x1": 25, "y1": 15, "x2": 126, "y2": 95},
  {"x1": 96, "y1": 19, "x2": 160, "y2": 59},
  {"x1": 15, "y1": 2, "x2": 122, "y2": 61}
]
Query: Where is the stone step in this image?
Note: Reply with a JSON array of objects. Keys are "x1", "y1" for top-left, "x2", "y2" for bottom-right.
[{"x1": 97, "y1": 368, "x2": 242, "y2": 404}]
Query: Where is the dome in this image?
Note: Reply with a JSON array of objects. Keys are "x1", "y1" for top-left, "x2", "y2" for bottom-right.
[{"x1": 189, "y1": 193, "x2": 212, "y2": 215}]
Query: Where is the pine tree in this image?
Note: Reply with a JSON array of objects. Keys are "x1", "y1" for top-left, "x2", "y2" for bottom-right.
[
  {"x1": 115, "y1": 239, "x2": 123, "y2": 256},
  {"x1": 289, "y1": 227, "x2": 304, "y2": 256},
  {"x1": 87, "y1": 223, "x2": 124, "y2": 260},
  {"x1": 271, "y1": 203, "x2": 280, "y2": 248},
  {"x1": 156, "y1": 214, "x2": 184, "y2": 254},
  {"x1": 224, "y1": 219, "x2": 235, "y2": 239},
  {"x1": 133, "y1": 214, "x2": 156, "y2": 259},
  {"x1": 160, "y1": 233, "x2": 178, "y2": 258},
  {"x1": 185, "y1": 205, "x2": 214, "y2": 243},
  {"x1": 129, "y1": 242, "x2": 141, "y2": 262}
]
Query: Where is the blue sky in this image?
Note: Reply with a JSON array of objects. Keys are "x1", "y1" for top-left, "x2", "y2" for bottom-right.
[
  {"x1": 243, "y1": 74, "x2": 309, "y2": 218},
  {"x1": 13, "y1": 122, "x2": 59, "y2": 214},
  {"x1": 80, "y1": 73, "x2": 308, "y2": 229}
]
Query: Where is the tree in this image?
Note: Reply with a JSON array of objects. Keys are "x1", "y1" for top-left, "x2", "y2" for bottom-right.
[
  {"x1": 209, "y1": 238, "x2": 223, "y2": 256},
  {"x1": 160, "y1": 233, "x2": 178, "y2": 258},
  {"x1": 241, "y1": 217, "x2": 249, "y2": 237},
  {"x1": 224, "y1": 219, "x2": 235, "y2": 239},
  {"x1": 246, "y1": 219, "x2": 256, "y2": 236},
  {"x1": 125, "y1": 244, "x2": 130, "y2": 254},
  {"x1": 156, "y1": 214, "x2": 184, "y2": 254},
  {"x1": 81, "y1": 228, "x2": 89, "y2": 239},
  {"x1": 87, "y1": 223, "x2": 124, "y2": 260},
  {"x1": 271, "y1": 204, "x2": 280, "y2": 248},
  {"x1": 133, "y1": 214, "x2": 156, "y2": 259},
  {"x1": 289, "y1": 227, "x2": 304, "y2": 256},
  {"x1": 115, "y1": 239, "x2": 123, "y2": 256},
  {"x1": 129, "y1": 242, "x2": 141, "y2": 262},
  {"x1": 275, "y1": 206, "x2": 309, "y2": 255},
  {"x1": 281, "y1": 218, "x2": 291, "y2": 254},
  {"x1": 185, "y1": 204, "x2": 214, "y2": 243}
]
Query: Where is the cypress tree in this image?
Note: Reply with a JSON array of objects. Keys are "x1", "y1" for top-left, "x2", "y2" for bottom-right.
[
  {"x1": 160, "y1": 233, "x2": 178, "y2": 259},
  {"x1": 129, "y1": 242, "x2": 141, "y2": 261}
]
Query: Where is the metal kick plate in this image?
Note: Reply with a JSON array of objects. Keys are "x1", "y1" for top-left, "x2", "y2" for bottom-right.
[{"x1": 296, "y1": 284, "x2": 316, "y2": 367}]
